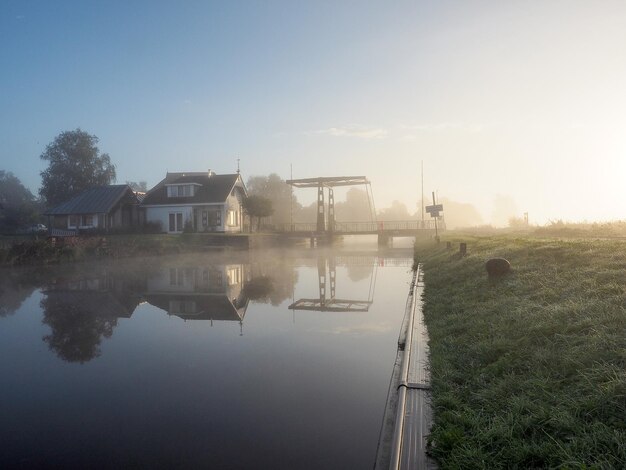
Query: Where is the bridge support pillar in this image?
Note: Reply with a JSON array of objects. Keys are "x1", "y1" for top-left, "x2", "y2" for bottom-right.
[
  {"x1": 316, "y1": 185, "x2": 325, "y2": 232},
  {"x1": 328, "y1": 187, "x2": 335, "y2": 233},
  {"x1": 378, "y1": 233, "x2": 390, "y2": 247}
]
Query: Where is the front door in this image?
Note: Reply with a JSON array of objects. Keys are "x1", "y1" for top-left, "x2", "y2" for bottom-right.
[{"x1": 168, "y1": 212, "x2": 183, "y2": 233}]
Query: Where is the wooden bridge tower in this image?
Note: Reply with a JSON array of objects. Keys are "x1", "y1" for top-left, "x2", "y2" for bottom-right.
[{"x1": 286, "y1": 176, "x2": 376, "y2": 234}]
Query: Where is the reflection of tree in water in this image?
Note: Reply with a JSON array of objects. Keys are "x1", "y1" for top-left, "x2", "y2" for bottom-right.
[
  {"x1": 0, "y1": 282, "x2": 33, "y2": 317},
  {"x1": 346, "y1": 264, "x2": 374, "y2": 282},
  {"x1": 0, "y1": 269, "x2": 40, "y2": 317},
  {"x1": 243, "y1": 276, "x2": 274, "y2": 302},
  {"x1": 247, "y1": 258, "x2": 298, "y2": 306},
  {"x1": 41, "y1": 294, "x2": 118, "y2": 363}
]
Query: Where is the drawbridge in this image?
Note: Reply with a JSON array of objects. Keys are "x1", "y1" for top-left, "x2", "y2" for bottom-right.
[{"x1": 283, "y1": 176, "x2": 443, "y2": 245}]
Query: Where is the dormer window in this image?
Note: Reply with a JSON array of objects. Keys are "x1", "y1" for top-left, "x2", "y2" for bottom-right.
[{"x1": 166, "y1": 184, "x2": 199, "y2": 198}]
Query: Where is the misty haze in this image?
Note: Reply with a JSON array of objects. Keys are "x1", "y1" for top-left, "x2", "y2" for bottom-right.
[{"x1": 1, "y1": 1, "x2": 625, "y2": 469}]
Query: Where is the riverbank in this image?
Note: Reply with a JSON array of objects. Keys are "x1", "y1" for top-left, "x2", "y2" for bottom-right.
[
  {"x1": 415, "y1": 235, "x2": 626, "y2": 468},
  {"x1": 0, "y1": 233, "x2": 290, "y2": 266}
]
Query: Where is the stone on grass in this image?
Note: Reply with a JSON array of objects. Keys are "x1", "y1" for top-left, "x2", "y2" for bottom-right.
[{"x1": 486, "y1": 257, "x2": 511, "y2": 276}]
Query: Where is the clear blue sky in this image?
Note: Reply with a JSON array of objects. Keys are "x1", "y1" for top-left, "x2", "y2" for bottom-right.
[{"x1": 2, "y1": 1, "x2": 625, "y2": 223}]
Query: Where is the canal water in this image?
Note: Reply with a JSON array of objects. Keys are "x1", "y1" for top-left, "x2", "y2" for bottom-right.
[{"x1": 0, "y1": 247, "x2": 414, "y2": 469}]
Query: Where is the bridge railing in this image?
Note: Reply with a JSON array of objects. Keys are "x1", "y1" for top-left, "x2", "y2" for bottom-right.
[
  {"x1": 259, "y1": 219, "x2": 443, "y2": 233},
  {"x1": 334, "y1": 220, "x2": 441, "y2": 232},
  {"x1": 258, "y1": 222, "x2": 318, "y2": 233}
]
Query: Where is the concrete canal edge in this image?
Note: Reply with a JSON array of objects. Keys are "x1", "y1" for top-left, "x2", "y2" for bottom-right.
[{"x1": 374, "y1": 264, "x2": 437, "y2": 470}]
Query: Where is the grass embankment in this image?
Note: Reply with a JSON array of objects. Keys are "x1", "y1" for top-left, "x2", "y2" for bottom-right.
[
  {"x1": 416, "y1": 236, "x2": 626, "y2": 469},
  {"x1": 0, "y1": 233, "x2": 238, "y2": 266}
]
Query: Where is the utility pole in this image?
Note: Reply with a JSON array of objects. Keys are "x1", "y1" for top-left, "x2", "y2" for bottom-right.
[
  {"x1": 290, "y1": 163, "x2": 293, "y2": 231},
  {"x1": 421, "y1": 160, "x2": 424, "y2": 222},
  {"x1": 432, "y1": 191, "x2": 439, "y2": 243}
]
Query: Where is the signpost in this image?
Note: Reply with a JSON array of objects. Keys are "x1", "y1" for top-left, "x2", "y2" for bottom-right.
[{"x1": 425, "y1": 192, "x2": 443, "y2": 242}]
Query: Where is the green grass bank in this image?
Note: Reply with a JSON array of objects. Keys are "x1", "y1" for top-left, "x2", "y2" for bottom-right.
[
  {"x1": 415, "y1": 235, "x2": 626, "y2": 469},
  {"x1": 0, "y1": 233, "x2": 255, "y2": 266}
]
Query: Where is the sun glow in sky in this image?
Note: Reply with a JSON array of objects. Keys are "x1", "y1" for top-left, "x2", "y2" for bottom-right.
[{"x1": 1, "y1": 0, "x2": 625, "y2": 224}]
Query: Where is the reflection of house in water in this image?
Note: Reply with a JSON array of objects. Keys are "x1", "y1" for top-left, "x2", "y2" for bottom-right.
[
  {"x1": 45, "y1": 274, "x2": 143, "y2": 319},
  {"x1": 145, "y1": 264, "x2": 249, "y2": 326}
]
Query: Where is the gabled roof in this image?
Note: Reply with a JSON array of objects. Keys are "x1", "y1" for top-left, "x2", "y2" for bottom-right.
[
  {"x1": 45, "y1": 185, "x2": 137, "y2": 215},
  {"x1": 145, "y1": 293, "x2": 248, "y2": 321},
  {"x1": 141, "y1": 173, "x2": 245, "y2": 206}
]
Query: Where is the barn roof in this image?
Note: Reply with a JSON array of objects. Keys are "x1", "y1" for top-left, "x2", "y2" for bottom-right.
[{"x1": 44, "y1": 185, "x2": 137, "y2": 215}]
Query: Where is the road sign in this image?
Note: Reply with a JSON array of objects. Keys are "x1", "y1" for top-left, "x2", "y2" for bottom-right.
[{"x1": 425, "y1": 204, "x2": 443, "y2": 218}]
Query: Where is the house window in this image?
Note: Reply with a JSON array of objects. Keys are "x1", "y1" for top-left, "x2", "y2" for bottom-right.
[
  {"x1": 209, "y1": 270, "x2": 223, "y2": 287},
  {"x1": 215, "y1": 210, "x2": 221, "y2": 227},
  {"x1": 68, "y1": 215, "x2": 78, "y2": 228},
  {"x1": 227, "y1": 210, "x2": 239, "y2": 227},
  {"x1": 202, "y1": 211, "x2": 208, "y2": 227},
  {"x1": 169, "y1": 212, "x2": 184, "y2": 232},
  {"x1": 82, "y1": 215, "x2": 94, "y2": 227},
  {"x1": 227, "y1": 267, "x2": 241, "y2": 285},
  {"x1": 167, "y1": 185, "x2": 195, "y2": 198}
]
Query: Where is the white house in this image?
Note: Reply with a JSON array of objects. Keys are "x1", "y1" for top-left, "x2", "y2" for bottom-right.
[{"x1": 141, "y1": 171, "x2": 247, "y2": 233}]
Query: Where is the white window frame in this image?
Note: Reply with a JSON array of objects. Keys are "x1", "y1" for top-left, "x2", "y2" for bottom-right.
[
  {"x1": 167, "y1": 184, "x2": 198, "y2": 198},
  {"x1": 81, "y1": 215, "x2": 94, "y2": 227},
  {"x1": 227, "y1": 210, "x2": 239, "y2": 227},
  {"x1": 168, "y1": 212, "x2": 184, "y2": 233}
]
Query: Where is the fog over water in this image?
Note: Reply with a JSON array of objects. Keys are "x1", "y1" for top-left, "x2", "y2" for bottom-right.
[{"x1": 0, "y1": 248, "x2": 416, "y2": 468}]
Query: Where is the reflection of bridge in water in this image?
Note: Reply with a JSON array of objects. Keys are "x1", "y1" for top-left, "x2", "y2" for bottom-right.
[
  {"x1": 288, "y1": 254, "x2": 379, "y2": 313},
  {"x1": 282, "y1": 176, "x2": 445, "y2": 246}
]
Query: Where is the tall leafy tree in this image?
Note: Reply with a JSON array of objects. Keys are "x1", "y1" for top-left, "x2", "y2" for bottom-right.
[
  {"x1": 334, "y1": 188, "x2": 374, "y2": 221},
  {"x1": 0, "y1": 170, "x2": 38, "y2": 233},
  {"x1": 246, "y1": 173, "x2": 299, "y2": 225},
  {"x1": 242, "y1": 195, "x2": 274, "y2": 231},
  {"x1": 377, "y1": 200, "x2": 412, "y2": 221},
  {"x1": 39, "y1": 129, "x2": 116, "y2": 207}
]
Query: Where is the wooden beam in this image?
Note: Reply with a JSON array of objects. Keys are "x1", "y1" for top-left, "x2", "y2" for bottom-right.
[{"x1": 286, "y1": 176, "x2": 369, "y2": 188}]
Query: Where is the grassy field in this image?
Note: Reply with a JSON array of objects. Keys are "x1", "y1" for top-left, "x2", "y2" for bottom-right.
[{"x1": 415, "y1": 235, "x2": 626, "y2": 469}]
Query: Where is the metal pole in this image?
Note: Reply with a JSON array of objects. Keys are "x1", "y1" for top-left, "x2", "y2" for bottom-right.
[
  {"x1": 389, "y1": 267, "x2": 419, "y2": 468},
  {"x1": 432, "y1": 191, "x2": 439, "y2": 241},
  {"x1": 421, "y1": 161, "x2": 424, "y2": 222}
]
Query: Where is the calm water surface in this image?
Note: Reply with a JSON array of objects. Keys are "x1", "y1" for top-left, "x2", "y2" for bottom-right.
[{"x1": 0, "y1": 247, "x2": 414, "y2": 469}]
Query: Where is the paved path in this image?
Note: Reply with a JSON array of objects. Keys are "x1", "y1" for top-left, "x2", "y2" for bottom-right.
[{"x1": 376, "y1": 265, "x2": 437, "y2": 469}]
